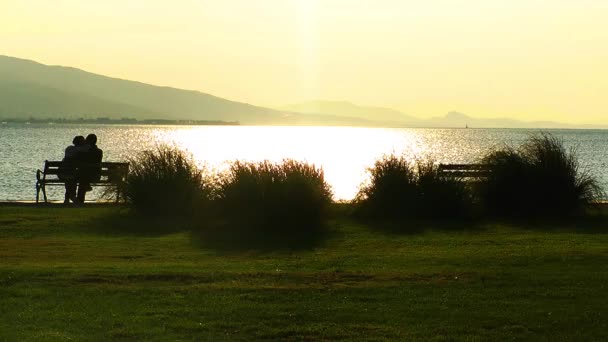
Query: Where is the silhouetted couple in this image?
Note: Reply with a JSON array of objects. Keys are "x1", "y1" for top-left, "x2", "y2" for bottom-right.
[{"x1": 61, "y1": 133, "x2": 103, "y2": 204}]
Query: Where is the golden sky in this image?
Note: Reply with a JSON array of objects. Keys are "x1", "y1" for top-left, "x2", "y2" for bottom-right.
[{"x1": 2, "y1": 0, "x2": 608, "y2": 124}]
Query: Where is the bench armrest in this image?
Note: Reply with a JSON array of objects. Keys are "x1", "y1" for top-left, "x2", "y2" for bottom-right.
[{"x1": 36, "y1": 169, "x2": 44, "y2": 181}]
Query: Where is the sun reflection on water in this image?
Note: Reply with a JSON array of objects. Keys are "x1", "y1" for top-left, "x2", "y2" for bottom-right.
[
  {"x1": 46, "y1": 125, "x2": 526, "y2": 201},
  {"x1": 148, "y1": 126, "x2": 448, "y2": 200}
]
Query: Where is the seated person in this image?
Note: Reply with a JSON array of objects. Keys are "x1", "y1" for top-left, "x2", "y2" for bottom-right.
[
  {"x1": 76, "y1": 134, "x2": 103, "y2": 203},
  {"x1": 59, "y1": 135, "x2": 86, "y2": 203}
]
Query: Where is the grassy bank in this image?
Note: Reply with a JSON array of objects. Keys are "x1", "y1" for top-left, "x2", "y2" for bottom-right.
[{"x1": 1, "y1": 205, "x2": 608, "y2": 340}]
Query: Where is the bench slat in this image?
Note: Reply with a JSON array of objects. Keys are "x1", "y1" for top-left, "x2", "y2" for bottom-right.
[
  {"x1": 438, "y1": 164, "x2": 491, "y2": 171},
  {"x1": 438, "y1": 164, "x2": 492, "y2": 179}
]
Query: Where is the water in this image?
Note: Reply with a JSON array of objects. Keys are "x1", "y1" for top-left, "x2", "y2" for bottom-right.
[{"x1": 1, "y1": 123, "x2": 607, "y2": 201}]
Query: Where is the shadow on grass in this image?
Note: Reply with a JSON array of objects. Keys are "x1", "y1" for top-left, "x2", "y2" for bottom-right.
[
  {"x1": 90, "y1": 209, "x2": 196, "y2": 237},
  {"x1": 369, "y1": 215, "x2": 608, "y2": 236},
  {"x1": 467, "y1": 203, "x2": 608, "y2": 234},
  {"x1": 359, "y1": 203, "x2": 608, "y2": 235},
  {"x1": 362, "y1": 217, "x2": 487, "y2": 235},
  {"x1": 190, "y1": 221, "x2": 335, "y2": 253},
  {"x1": 514, "y1": 215, "x2": 608, "y2": 234}
]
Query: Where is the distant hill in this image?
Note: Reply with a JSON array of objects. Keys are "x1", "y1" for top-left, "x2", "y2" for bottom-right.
[
  {"x1": 0, "y1": 81, "x2": 161, "y2": 119},
  {"x1": 281, "y1": 100, "x2": 607, "y2": 129},
  {"x1": 2, "y1": 55, "x2": 604, "y2": 128},
  {"x1": 0, "y1": 55, "x2": 378, "y2": 126},
  {"x1": 278, "y1": 101, "x2": 420, "y2": 125},
  {"x1": 427, "y1": 111, "x2": 606, "y2": 129},
  {"x1": 0, "y1": 55, "x2": 284, "y2": 123}
]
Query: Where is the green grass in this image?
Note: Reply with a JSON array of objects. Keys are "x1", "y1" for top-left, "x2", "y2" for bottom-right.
[{"x1": 1, "y1": 205, "x2": 608, "y2": 340}]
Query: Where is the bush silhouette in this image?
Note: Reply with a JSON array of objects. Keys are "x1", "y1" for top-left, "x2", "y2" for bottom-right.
[
  {"x1": 479, "y1": 133, "x2": 603, "y2": 217},
  {"x1": 354, "y1": 155, "x2": 418, "y2": 219},
  {"x1": 124, "y1": 145, "x2": 212, "y2": 217},
  {"x1": 354, "y1": 156, "x2": 473, "y2": 221},
  {"x1": 211, "y1": 159, "x2": 333, "y2": 247},
  {"x1": 415, "y1": 160, "x2": 473, "y2": 219}
]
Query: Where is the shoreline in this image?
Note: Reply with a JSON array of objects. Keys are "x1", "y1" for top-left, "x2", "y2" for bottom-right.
[{"x1": 0, "y1": 200, "x2": 126, "y2": 207}]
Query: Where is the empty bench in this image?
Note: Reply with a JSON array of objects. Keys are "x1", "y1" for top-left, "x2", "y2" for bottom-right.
[
  {"x1": 36, "y1": 161, "x2": 129, "y2": 203},
  {"x1": 438, "y1": 164, "x2": 492, "y2": 179}
]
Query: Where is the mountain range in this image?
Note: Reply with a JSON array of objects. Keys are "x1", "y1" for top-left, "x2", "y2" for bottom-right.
[
  {"x1": 279, "y1": 101, "x2": 607, "y2": 129},
  {"x1": 1, "y1": 55, "x2": 603, "y2": 128},
  {"x1": 0, "y1": 55, "x2": 370, "y2": 126},
  {"x1": 278, "y1": 101, "x2": 418, "y2": 124}
]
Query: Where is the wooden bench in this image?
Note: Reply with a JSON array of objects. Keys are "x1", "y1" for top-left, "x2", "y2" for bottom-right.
[
  {"x1": 36, "y1": 161, "x2": 129, "y2": 203},
  {"x1": 438, "y1": 164, "x2": 492, "y2": 179}
]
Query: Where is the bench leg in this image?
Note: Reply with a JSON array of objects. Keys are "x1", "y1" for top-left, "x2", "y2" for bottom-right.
[
  {"x1": 36, "y1": 184, "x2": 40, "y2": 203},
  {"x1": 42, "y1": 185, "x2": 47, "y2": 203}
]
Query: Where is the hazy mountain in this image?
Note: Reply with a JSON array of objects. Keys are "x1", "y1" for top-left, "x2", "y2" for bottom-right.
[
  {"x1": 427, "y1": 111, "x2": 605, "y2": 129},
  {"x1": 0, "y1": 81, "x2": 162, "y2": 119},
  {"x1": 0, "y1": 55, "x2": 286, "y2": 123},
  {"x1": 278, "y1": 101, "x2": 420, "y2": 124},
  {"x1": 1, "y1": 55, "x2": 603, "y2": 128},
  {"x1": 282, "y1": 100, "x2": 606, "y2": 128},
  {"x1": 1, "y1": 55, "x2": 381, "y2": 126}
]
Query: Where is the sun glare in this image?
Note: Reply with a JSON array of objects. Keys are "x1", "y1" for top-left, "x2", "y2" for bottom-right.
[
  {"x1": 295, "y1": 0, "x2": 321, "y2": 101},
  {"x1": 149, "y1": 126, "x2": 432, "y2": 200}
]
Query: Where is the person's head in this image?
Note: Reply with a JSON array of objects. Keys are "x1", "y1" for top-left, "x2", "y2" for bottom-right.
[
  {"x1": 72, "y1": 135, "x2": 85, "y2": 146},
  {"x1": 85, "y1": 134, "x2": 97, "y2": 145}
]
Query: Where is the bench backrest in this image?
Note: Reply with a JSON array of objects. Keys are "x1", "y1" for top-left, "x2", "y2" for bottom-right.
[
  {"x1": 42, "y1": 160, "x2": 129, "y2": 182},
  {"x1": 438, "y1": 164, "x2": 492, "y2": 178}
]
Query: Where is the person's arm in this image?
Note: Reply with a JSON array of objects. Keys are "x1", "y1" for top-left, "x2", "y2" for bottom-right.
[{"x1": 64, "y1": 146, "x2": 74, "y2": 160}]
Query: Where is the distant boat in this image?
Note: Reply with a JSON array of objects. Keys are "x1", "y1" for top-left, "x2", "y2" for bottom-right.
[{"x1": 465, "y1": 123, "x2": 469, "y2": 129}]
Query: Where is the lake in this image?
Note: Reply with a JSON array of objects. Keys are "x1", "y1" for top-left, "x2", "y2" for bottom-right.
[{"x1": 1, "y1": 123, "x2": 607, "y2": 201}]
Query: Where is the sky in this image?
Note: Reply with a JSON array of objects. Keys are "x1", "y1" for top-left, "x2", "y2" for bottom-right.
[{"x1": 2, "y1": 0, "x2": 608, "y2": 124}]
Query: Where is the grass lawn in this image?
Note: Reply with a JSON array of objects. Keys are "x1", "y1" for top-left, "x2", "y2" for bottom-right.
[{"x1": 1, "y1": 205, "x2": 607, "y2": 341}]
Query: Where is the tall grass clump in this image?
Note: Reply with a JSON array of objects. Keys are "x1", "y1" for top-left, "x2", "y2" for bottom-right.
[
  {"x1": 480, "y1": 133, "x2": 603, "y2": 217},
  {"x1": 124, "y1": 145, "x2": 211, "y2": 217},
  {"x1": 354, "y1": 156, "x2": 473, "y2": 221},
  {"x1": 353, "y1": 155, "x2": 418, "y2": 219},
  {"x1": 212, "y1": 159, "x2": 333, "y2": 247},
  {"x1": 415, "y1": 160, "x2": 474, "y2": 219}
]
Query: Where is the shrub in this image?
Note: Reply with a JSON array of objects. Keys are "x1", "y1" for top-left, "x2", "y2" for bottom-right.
[
  {"x1": 353, "y1": 155, "x2": 418, "y2": 219},
  {"x1": 124, "y1": 145, "x2": 212, "y2": 217},
  {"x1": 354, "y1": 156, "x2": 473, "y2": 220},
  {"x1": 479, "y1": 133, "x2": 603, "y2": 217},
  {"x1": 211, "y1": 159, "x2": 333, "y2": 247},
  {"x1": 415, "y1": 160, "x2": 473, "y2": 219}
]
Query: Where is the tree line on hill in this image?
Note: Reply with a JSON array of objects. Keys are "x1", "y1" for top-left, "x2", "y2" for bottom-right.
[{"x1": 1, "y1": 117, "x2": 239, "y2": 125}]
